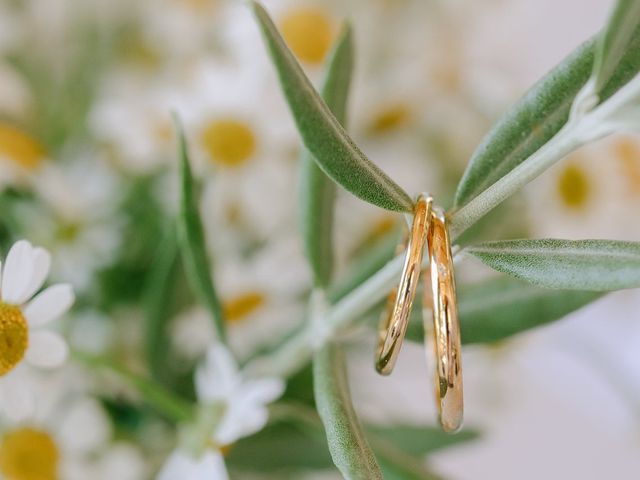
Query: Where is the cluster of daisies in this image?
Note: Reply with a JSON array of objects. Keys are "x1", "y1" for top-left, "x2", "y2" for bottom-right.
[{"x1": 0, "y1": 239, "x2": 284, "y2": 479}]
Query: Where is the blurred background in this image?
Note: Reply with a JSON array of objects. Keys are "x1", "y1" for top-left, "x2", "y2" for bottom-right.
[{"x1": 0, "y1": 0, "x2": 639, "y2": 478}]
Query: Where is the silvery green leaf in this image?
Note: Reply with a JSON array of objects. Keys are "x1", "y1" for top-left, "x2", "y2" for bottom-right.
[
  {"x1": 467, "y1": 239, "x2": 640, "y2": 291},
  {"x1": 301, "y1": 24, "x2": 353, "y2": 287},
  {"x1": 313, "y1": 343, "x2": 383, "y2": 480},
  {"x1": 454, "y1": 26, "x2": 640, "y2": 208},
  {"x1": 176, "y1": 119, "x2": 227, "y2": 342},
  {"x1": 250, "y1": 1, "x2": 413, "y2": 212},
  {"x1": 593, "y1": 0, "x2": 640, "y2": 93},
  {"x1": 406, "y1": 276, "x2": 601, "y2": 344}
]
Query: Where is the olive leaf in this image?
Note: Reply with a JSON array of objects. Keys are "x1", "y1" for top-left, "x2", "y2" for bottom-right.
[
  {"x1": 407, "y1": 276, "x2": 601, "y2": 345},
  {"x1": 175, "y1": 118, "x2": 227, "y2": 343},
  {"x1": 313, "y1": 343, "x2": 383, "y2": 480},
  {"x1": 453, "y1": 26, "x2": 640, "y2": 209},
  {"x1": 250, "y1": 1, "x2": 413, "y2": 212},
  {"x1": 466, "y1": 239, "x2": 640, "y2": 291},
  {"x1": 593, "y1": 0, "x2": 640, "y2": 94},
  {"x1": 300, "y1": 23, "x2": 354, "y2": 287}
]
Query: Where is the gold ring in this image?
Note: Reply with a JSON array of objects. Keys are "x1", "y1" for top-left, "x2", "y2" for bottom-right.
[
  {"x1": 424, "y1": 206, "x2": 464, "y2": 432},
  {"x1": 375, "y1": 194, "x2": 432, "y2": 375}
]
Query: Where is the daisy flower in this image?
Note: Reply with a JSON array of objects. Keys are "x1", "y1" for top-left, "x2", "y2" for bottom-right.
[
  {"x1": 0, "y1": 240, "x2": 74, "y2": 377},
  {"x1": 157, "y1": 343, "x2": 285, "y2": 480},
  {"x1": 0, "y1": 372, "x2": 144, "y2": 480}
]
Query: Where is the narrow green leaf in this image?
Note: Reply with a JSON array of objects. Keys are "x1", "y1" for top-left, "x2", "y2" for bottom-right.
[
  {"x1": 175, "y1": 119, "x2": 227, "y2": 342},
  {"x1": 73, "y1": 351, "x2": 193, "y2": 422},
  {"x1": 300, "y1": 24, "x2": 354, "y2": 287},
  {"x1": 454, "y1": 25, "x2": 640, "y2": 207},
  {"x1": 593, "y1": 0, "x2": 640, "y2": 92},
  {"x1": 250, "y1": 1, "x2": 413, "y2": 212},
  {"x1": 144, "y1": 228, "x2": 178, "y2": 384},
  {"x1": 313, "y1": 343, "x2": 383, "y2": 480},
  {"x1": 407, "y1": 276, "x2": 601, "y2": 345},
  {"x1": 467, "y1": 239, "x2": 640, "y2": 291}
]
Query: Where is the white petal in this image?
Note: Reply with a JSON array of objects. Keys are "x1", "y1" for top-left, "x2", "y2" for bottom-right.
[
  {"x1": 239, "y1": 377, "x2": 285, "y2": 406},
  {"x1": 58, "y1": 398, "x2": 112, "y2": 454},
  {"x1": 25, "y1": 331, "x2": 68, "y2": 368},
  {"x1": 21, "y1": 247, "x2": 51, "y2": 302},
  {"x1": 2, "y1": 240, "x2": 34, "y2": 304},
  {"x1": 24, "y1": 284, "x2": 74, "y2": 327},
  {"x1": 214, "y1": 405, "x2": 269, "y2": 445},
  {"x1": 0, "y1": 371, "x2": 36, "y2": 422},
  {"x1": 157, "y1": 450, "x2": 228, "y2": 480},
  {"x1": 195, "y1": 344, "x2": 240, "y2": 402}
]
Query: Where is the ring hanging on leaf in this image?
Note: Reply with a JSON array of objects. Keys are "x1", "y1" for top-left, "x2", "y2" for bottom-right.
[
  {"x1": 424, "y1": 206, "x2": 464, "y2": 433},
  {"x1": 375, "y1": 193, "x2": 432, "y2": 375},
  {"x1": 375, "y1": 195, "x2": 464, "y2": 432}
]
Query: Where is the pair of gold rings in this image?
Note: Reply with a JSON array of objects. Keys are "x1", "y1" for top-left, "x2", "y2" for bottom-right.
[{"x1": 375, "y1": 194, "x2": 463, "y2": 433}]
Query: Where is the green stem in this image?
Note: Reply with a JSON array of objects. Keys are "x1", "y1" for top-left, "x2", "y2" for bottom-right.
[{"x1": 72, "y1": 350, "x2": 193, "y2": 422}]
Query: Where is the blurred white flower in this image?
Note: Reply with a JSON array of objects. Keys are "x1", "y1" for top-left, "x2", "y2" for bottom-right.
[
  {"x1": 158, "y1": 449, "x2": 228, "y2": 480},
  {"x1": 157, "y1": 343, "x2": 284, "y2": 480},
  {"x1": 170, "y1": 240, "x2": 309, "y2": 362},
  {"x1": 525, "y1": 134, "x2": 640, "y2": 241},
  {"x1": 15, "y1": 156, "x2": 124, "y2": 291}
]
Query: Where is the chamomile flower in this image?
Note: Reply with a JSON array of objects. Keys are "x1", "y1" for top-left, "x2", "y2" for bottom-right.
[
  {"x1": 525, "y1": 135, "x2": 640, "y2": 241},
  {"x1": 157, "y1": 343, "x2": 285, "y2": 480},
  {"x1": 15, "y1": 156, "x2": 124, "y2": 291},
  {"x1": 0, "y1": 388, "x2": 137, "y2": 480},
  {"x1": 171, "y1": 236, "x2": 308, "y2": 364},
  {"x1": 0, "y1": 240, "x2": 73, "y2": 378},
  {"x1": 0, "y1": 122, "x2": 46, "y2": 193}
]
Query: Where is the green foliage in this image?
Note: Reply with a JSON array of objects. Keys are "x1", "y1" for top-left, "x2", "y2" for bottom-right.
[
  {"x1": 300, "y1": 24, "x2": 354, "y2": 287},
  {"x1": 313, "y1": 344, "x2": 383, "y2": 480},
  {"x1": 175, "y1": 120, "x2": 227, "y2": 343},
  {"x1": 227, "y1": 420, "x2": 334, "y2": 473},
  {"x1": 368, "y1": 425, "x2": 479, "y2": 456},
  {"x1": 407, "y1": 276, "x2": 601, "y2": 345},
  {"x1": 454, "y1": 25, "x2": 640, "y2": 208},
  {"x1": 250, "y1": 1, "x2": 413, "y2": 212},
  {"x1": 593, "y1": 0, "x2": 640, "y2": 93},
  {"x1": 467, "y1": 239, "x2": 640, "y2": 291},
  {"x1": 144, "y1": 229, "x2": 179, "y2": 385}
]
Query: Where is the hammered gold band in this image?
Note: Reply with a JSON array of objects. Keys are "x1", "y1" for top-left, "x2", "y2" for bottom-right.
[
  {"x1": 375, "y1": 194, "x2": 432, "y2": 375},
  {"x1": 424, "y1": 206, "x2": 464, "y2": 432}
]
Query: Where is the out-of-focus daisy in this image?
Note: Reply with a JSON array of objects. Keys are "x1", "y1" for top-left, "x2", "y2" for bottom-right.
[
  {"x1": 525, "y1": 135, "x2": 640, "y2": 241},
  {"x1": 0, "y1": 240, "x2": 73, "y2": 377},
  {"x1": 157, "y1": 343, "x2": 284, "y2": 480},
  {"x1": 0, "y1": 122, "x2": 46, "y2": 193},
  {"x1": 0, "y1": 388, "x2": 144, "y2": 480},
  {"x1": 90, "y1": 72, "x2": 177, "y2": 175},
  {"x1": 172, "y1": 235, "x2": 309, "y2": 362},
  {"x1": 15, "y1": 156, "x2": 124, "y2": 290}
]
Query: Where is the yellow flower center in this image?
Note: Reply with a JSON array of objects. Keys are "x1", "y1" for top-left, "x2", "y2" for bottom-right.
[
  {"x1": 0, "y1": 303, "x2": 29, "y2": 376},
  {"x1": 556, "y1": 162, "x2": 591, "y2": 209},
  {"x1": 279, "y1": 8, "x2": 335, "y2": 64},
  {"x1": 201, "y1": 119, "x2": 257, "y2": 168},
  {"x1": 0, "y1": 427, "x2": 59, "y2": 480},
  {"x1": 368, "y1": 104, "x2": 411, "y2": 135},
  {"x1": 223, "y1": 292, "x2": 265, "y2": 324},
  {"x1": 0, "y1": 123, "x2": 45, "y2": 170}
]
